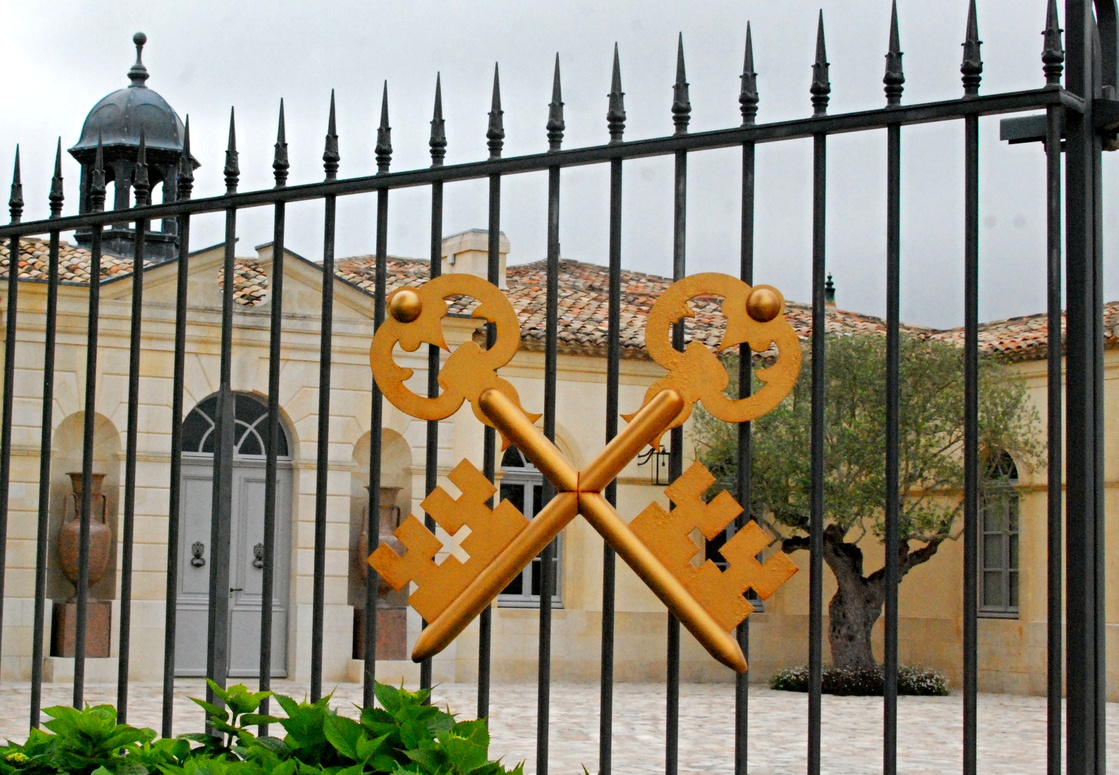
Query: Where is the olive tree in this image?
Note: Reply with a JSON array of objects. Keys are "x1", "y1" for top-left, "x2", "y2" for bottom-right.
[{"x1": 695, "y1": 332, "x2": 1041, "y2": 670}]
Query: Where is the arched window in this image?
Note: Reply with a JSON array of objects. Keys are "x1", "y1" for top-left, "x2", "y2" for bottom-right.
[
  {"x1": 182, "y1": 393, "x2": 290, "y2": 458},
  {"x1": 498, "y1": 446, "x2": 561, "y2": 607},
  {"x1": 980, "y1": 450, "x2": 1019, "y2": 617}
]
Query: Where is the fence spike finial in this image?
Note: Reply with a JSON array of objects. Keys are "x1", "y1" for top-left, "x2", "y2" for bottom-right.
[
  {"x1": 376, "y1": 81, "x2": 393, "y2": 173},
  {"x1": 129, "y1": 31, "x2": 149, "y2": 86},
  {"x1": 430, "y1": 74, "x2": 447, "y2": 167},
  {"x1": 274, "y1": 99, "x2": 289, "y2": 187},
  {"x1": 672, "y1": 33, "x2": 691, "y2": 135},
  {"x1": 811, "y1": 10, "x2": 831, "y2": 117},
  {"x1": 178, "y1": 116, "x2": 194, "y2": 199},
  {"x1": 1042, "y1": 0, "x2": 1064, "y2": 88},
  {"x1": 487, "y1": 65, "x2": 505, "y2": 160},
  {"x1": 8, "y1": 145, "x2": 22, "y2": 224},
  {"x1": 740, "y1": 22, "x2": 759, "y2": 126},
  {"x1": 323, "y1": 90, "x2": 340, "y2": 182},
  {"x1": 547, "y1": 54, "x2": 565, "y2": 152},
  {"x1": 884, "y1": 0, "x2": 905, "y2": 106},
  {"x1": 49, "y1": 138, "x2": 65, "y2": 219},
  {"x1": 961, "y1": 0, "x2": 983, "y2": 95},
  {"x1": 90, "y1": 135, "x2": 106, "y2": 212},
  {"x1": 607, "y1": 43, "x2": 626, "y2": 143},
  {"x1": 224, "y1": 107, "x2": 239, "y2": 194},
  {"x1": 134, "y1": 128, "x2": 150, "y2": 207}
]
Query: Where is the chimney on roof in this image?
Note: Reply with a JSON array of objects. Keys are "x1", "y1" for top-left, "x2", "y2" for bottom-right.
[
  {"x1": 441, "y1": 230, "x2": 510, "y2": 289},
  {"x1": 825, "y1": 273, "x2": 836, "y2": 308}
]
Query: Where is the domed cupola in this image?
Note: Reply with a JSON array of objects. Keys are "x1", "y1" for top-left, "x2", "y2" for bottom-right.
[{"x1": 69, "y1": 33, "x2": 199, "y2": 262}]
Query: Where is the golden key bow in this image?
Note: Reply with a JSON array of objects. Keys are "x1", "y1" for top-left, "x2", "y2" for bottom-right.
[{"x1": 368, "y1": 273, "x2": 800, "y2": 672}]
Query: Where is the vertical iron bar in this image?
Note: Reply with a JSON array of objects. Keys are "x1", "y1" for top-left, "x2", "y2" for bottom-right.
[
  {"x1": 735, "y1": 29, "x2": 758, "y2": 775},
  {"x1": 0, "y1": 184, "x2": 19, "y2": 698},
  {"x1": 734, "y1": 135, "x2": 756, "y2": 775},
  {"x1": 1063, "y1": 3, "x2": 1098, "y2": 771},
  {"x1": 75, "y1": 246, "x2": 100, "y2": 707},
  {"x1": 74, "y1": 231, "x2": 103, "y2": 707},
  {"x1": 364, "y1": 186, "x2": 389, "y2": 700},
  {"x1": 412, "y1": 79, "x2": 445, "y2": 708},
  {"x1": 268, "y1": 106, "x2": 289, "y2": 701},
  {"x1": 310, "y1": 191, "x2": 336, "y2": 712},
  {"x1": 807, "y1": 17, "x2": 830, "y2": 770},
  {"x1": 1044, "y1": 102, "x2": 1064, "y2": 775},
  {"x1": 883, "y1": 120, "x2": 901, "y2": 775},
  {"x1": 600, "y1": 152, "x2": 623, "y2": 775},
  {"x1": 118, "y1": 152, "x2": 149, "y2": 721},
  {"x1": 666, "y1": 41, "x2": 690, "y2": 773},
  {"x1": 535, "y1": 161, "x2": 561, "y2": 775},
  {"x1": 206, "y1": 204, "x2": 237, "y2": 708},
  {"x1": 477, "y1": 172, "x2": 502, "y2": 720},
  {"x1": 962, "y1": 110, "x2": 980, "y2": 775},
  {"x1": 263, "y1": 207, "x2": 286, "y2": 704},
  {"x1": 370, "y1": 86, "x2": 392, "y2": 700},
  {"x1": 882, "y1": 4, "x2": 904, "y2": 771},
  {"x1": 30, "y1": 154, "x2": 64, "y2": 726},
  {"x1": 807, "y1": 131, "x2": 826, "y2": 775},
  {"x1": 1089, "y1": 12, "x2": 1106, "y2": 765},
  {"x1": 414, "y1": 177, "x2": 443, "y2": 708},
  {"x1": 665, "y1": 144, "x2": 687, "y2": 775},
  {"x1": 476, "y1": 67, "x2": 502, "y2": 714},
  {"x1": 71, "y1": 143, "x2": 101, "y2": 709},
  {"x1": 163, "y1": 193, "x2": 192, "y2": 738}
]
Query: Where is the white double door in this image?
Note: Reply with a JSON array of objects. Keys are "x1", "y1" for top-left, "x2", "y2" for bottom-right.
[{"x1": 175, "y1": 457, "x2": 291, "y2": 677}]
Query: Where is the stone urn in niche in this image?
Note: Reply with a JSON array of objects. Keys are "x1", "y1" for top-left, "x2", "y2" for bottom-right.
[
  {"x1": 353, "y1": 485, "x2": 403, "y2": 592},
  {"x1": 57, "y1": 472, "x2": 112, "y2": 591},
  {"x1": 52, "y1": 471, "x2": 112, "y2": 658},
  {"x1": 352, "y1": 485, "x2": 408, "y2": 660}
]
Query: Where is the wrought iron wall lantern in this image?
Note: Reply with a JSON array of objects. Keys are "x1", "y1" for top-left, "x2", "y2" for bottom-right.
[{"x1": 636, "y1": 444, "x2": 671, "y2": 486}]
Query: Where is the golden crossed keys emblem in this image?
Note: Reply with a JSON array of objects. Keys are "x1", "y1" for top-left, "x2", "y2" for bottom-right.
[{"x1": 367, "y1": 272, "x2": 802, "y2": 672}]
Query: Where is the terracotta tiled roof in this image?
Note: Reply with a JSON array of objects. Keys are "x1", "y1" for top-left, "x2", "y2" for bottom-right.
[
  {"x1": 928, "y1": 302, "x2": 1119, "y2": 363},
  {"x1": 0, "y1": 237, "x2": 155, "y2": 283},
  {"x1": 335, "y1": 256, "x2": 911, "y2": 357},
  {"x1": 2, "y1": 237, "x2": 1109, "y2": 362},
  {"x1": 219, "y1": 259, "x2": 270, "y2": 307}
]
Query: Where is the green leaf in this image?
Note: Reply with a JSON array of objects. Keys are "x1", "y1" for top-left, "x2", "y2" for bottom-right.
[
  {"x1": 440, "y1": 734, "x2": 488, "y2": 773},
  {"x1": 250, "y1": 735, "x2": 290, "y2": 756},
  {"x1": 224, "y1": 684, "x2": 272, "y2": 719},
  {"x1": 322, "y1": 714, "x2": 365, "y2": 761},
  {"x1": 239, "y1": 713, "x2": 281, "y2": 728},
  {"x1": 190, "y1": 698, "x2": 230, "y2": 724}
]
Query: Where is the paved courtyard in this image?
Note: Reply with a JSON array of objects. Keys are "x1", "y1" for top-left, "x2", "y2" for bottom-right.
[{"x1": 0, "y1": 679, "x2": 1115, "y2": 773}]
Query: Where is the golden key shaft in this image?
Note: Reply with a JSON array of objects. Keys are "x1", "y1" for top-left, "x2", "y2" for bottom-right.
[
  {"x1": 412, "y1": 386, "x2": 747, "y2": 673},
  {"x1": 412, "y1": 389, "x2": 680, "y2": 662},
  {"x1": 578, "y1": 492, "x2": 746, "y2": 672}
]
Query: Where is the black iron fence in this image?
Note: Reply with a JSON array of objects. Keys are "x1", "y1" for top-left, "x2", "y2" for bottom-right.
[{"x1": 0, "y1": 2, "x2": 1111, "y2": 773}]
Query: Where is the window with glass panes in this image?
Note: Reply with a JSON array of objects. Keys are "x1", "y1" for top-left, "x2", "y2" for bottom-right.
[
  {"x1": 498, "y1": 447, "x2": 561, "y2": 606},
  {"x1": 980, "y1": 451, "x2": 1019, "y2": 617}
]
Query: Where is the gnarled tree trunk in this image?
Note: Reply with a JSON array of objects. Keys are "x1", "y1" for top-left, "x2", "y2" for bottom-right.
[{"x1": 784, "y1": 523, "x2": 945, "y2": 670}]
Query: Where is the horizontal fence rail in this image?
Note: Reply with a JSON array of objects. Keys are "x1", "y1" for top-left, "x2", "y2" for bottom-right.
[{"x1": 0, "y1": 2, "x2": 1109, "y2": 774}]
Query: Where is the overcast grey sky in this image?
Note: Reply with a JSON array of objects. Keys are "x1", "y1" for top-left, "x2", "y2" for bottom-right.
[{"x1": 3, "y1": 1, "x2": 1112, "y2": 328}]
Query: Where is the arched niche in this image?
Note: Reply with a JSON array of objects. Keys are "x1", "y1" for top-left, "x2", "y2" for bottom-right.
[
  {"x1": 348, "y1": 429, "x2": 412, "y2": 607},
  {"x1": 48, "y1": 412, "x2": 122, "y2": 602}
]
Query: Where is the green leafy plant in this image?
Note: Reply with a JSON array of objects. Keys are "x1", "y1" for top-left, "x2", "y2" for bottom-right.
[{"x1": 0, "y1": 681, "x2": 524, "y2": 774}]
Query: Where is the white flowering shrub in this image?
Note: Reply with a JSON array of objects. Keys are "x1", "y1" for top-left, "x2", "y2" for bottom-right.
[{"x1": 771, "y1": 664, "x2": 949, "y2": 696}]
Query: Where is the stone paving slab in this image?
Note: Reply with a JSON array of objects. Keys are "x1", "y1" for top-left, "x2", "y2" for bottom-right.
[{"x1": 0, "y1": 680, "x2": 1115, "y2": 774}]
